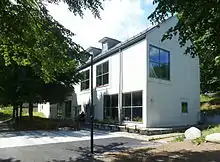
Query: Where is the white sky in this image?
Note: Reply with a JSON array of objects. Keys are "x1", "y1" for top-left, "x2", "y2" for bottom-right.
[{"x1": 47, "y1": 0, "x2": 154, "y2": 49}]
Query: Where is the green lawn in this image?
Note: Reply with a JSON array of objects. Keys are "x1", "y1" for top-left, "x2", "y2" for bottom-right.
[
  {"x1": 0, "y1": 107, "x2": 45, "y2": 121},
  {"x1": 200, "y1": 93, "x2": 220, "y2": 115}
]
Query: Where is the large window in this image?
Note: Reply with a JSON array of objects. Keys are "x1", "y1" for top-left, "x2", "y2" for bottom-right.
[
  {"x1": 103, "y1": 94, "x2": 118, "y2": 120},
  {"x1": 149, "y1": 45, "x2": 170, "y2": 80},
  {"x1": 122, "y1": 91, "x2": 142, "y2": 122},
  {"x1": 96, "y1": 61, "x2": 109, "y2": 87},
  {"x1": 80, "y1": 70, "x2": 90, "y2": 91}
]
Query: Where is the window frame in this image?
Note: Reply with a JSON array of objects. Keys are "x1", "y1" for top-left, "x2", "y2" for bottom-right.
[
  {"x1": 103, "y1": 94, "x2": 118, "y2": 120},
  {"x1": 96, "y1": 61, "x2": 109, "y2": 87},
  {"x1": 122, "y1": 90, "x2": 143, "y2": 122},
  {"x1": 80, "y1": 69, "x2": 90, "y2": 91},
  {"x1": 149, "y1": 44, "x2": 170, "y2": 81}
]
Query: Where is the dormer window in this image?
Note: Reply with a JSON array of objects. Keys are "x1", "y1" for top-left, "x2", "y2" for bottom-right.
[{"x1": 99, "y1": 37, "x2": 121, "y2": 53}]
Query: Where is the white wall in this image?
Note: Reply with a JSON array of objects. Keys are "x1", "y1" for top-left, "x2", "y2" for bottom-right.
[
  {"x1": 37, "y1": 103, "x2": 50, "y2": 118},
  {"x1": 146, "y1": 17, "x2": 200, "y2": 127}
]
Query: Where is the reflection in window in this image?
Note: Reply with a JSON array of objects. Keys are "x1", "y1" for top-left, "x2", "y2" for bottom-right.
[
  {"x1": 149, "y1": 45, "x2": 170, "y2": 80},
  {"x1": 80, "y1": 70, "x2": 90, "y2": 91},
  {"x1": 96, "y1": 61, "x2": 109, "y2": 87},
  {"x1": 122, "y1": 91, "x2": 142, "y2": 122},
  {"x1": 104, "y1": 94, "x2": 118, "y2": 120},
  {"x1": 181, "y1": 102, "x2": 188, "y2": 113}
]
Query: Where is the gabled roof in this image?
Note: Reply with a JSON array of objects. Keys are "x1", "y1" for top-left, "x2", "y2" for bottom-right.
[
  {"x1": 78, "y1": 16, "x2": 174, "y2": 71},
  {"x1": 98, "y1": 37, "x2": 121, "y2": 43}
]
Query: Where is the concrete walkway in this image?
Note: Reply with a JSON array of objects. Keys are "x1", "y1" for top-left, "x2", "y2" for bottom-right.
[{"x1": 0, "y1": 129, "x2": 181, "y2": 149}]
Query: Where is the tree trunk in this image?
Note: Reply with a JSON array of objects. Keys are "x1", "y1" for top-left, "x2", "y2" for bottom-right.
[
  {"x1": 29, "y1": 102, "x2": 33, "y2": 120},
  {"x1": 15, "y1": 104, "x2": 19, "y2": 123},
  {"x1": 19, "y1": 103, "x2": 23, "y2": 121},
  {"x1": 12, "y1": 106, "x2": 15, "y2": 120}
]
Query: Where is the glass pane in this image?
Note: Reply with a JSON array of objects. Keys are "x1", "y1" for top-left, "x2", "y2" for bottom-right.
[
  {"x1": 122, "y1": 93, "x2": 131, "y2": 106},
  {"x1": 80, "y1": 82, "x2": 85, "y2": 91},
  {"x1": 160, "y1": 50, "x2": 169, "y2": 64},
  {"x1": 85, "y1": 70, "x2": 90, "y2": 80},
  {"x1": 181, "y1": 102, "x2": 188, "y2": 113},
  {"x1": 105, "y1": 107, "x2": 110, "y2": 118},
  {"x1": 160, "y1": 63, "x2": 170, "y2": 80},
  {"x1": 65, "y1": 100, "x2": 72, "y2": 117},
  {"x1": 85, "y1": 80, "x2": 89, "y2": 89},
  {"x1": 123, "y1": 108, "x2": 131, "y2": 121},
  {"x1": 149, "y1": 46, "x2": 160, "y2": 63},
  {"x1": 103, "y1": 61, "x2": 109, "y2": 74},
  {"x1": 104, "y1": 95, "x2": 110, "y2": 107},
  {"x1": 111, "y1": 108, "x2": 118, "y2": 120},
  {"x1": 96, "y1": 64, "x2": 102, "y2": 76},
  {"x1": 103, "y1": 74, "x2": 109, "y2": 85},
  {"x1": 149, "y1": 62, "x2": 160, "y2": 78},
  {"x1": 132, "y1": 107, "x2": 142, "y2": 122},
  {"x1": 96, "y1": 76, "x2": 102, "y2": 86},
  {"x1": 111, "y1": 94, "x2": 118, "y2": 107},
  {"x1": 132, "y1": 91, "x2": 142, "y2": 106}
]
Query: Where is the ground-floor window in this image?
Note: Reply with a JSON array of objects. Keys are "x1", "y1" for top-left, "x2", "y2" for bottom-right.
[
  {"x1": 57, "y1": 103, "x2": 63, "y2": 117},
  {"x1": 103, "y1": 90, "x2": 143, "y2": 122},
  {"x1": 103, "y1": 94, "x2": 118, "y2": 120},
  {"x1": 122, "y1": 91, "x2": 142, "y2": 122}
]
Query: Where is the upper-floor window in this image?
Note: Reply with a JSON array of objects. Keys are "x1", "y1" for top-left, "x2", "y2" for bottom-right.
[
  {"x1": 96, "y1": 61, "x2": 109, "y2": 87},
  {"x1": 80, "y1": 70, "x2": 90, "y2": 91},
  {"x1": 149, "y1": 45, "x2": 170, "y2": 80}
]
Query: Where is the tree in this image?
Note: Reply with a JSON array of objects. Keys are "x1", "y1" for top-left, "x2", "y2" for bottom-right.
[
  {"x1": 0, "y1": 0, "x2": 103, "y2": 120},
  {"x1": 148, "y1": 0, "x2": 220, "y2": 92},
  {"x1": 0, "y1": 0, "x2": 103, "y2": 82}
]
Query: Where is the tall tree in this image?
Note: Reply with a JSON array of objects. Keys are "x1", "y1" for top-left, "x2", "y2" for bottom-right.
[
  {"x1": 0, "y1": 0, "x2": 103, "y2": 82},
  {"x1": 148, "y1": 0, "x2": 220, "y2": 92}
]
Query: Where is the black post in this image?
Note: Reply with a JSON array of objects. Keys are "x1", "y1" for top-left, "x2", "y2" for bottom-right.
[{"x1": 90, "y1": 54, "x2": 94, "y2": 154}]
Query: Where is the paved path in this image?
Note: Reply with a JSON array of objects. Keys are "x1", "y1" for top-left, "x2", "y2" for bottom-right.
[{"x1": 0, "y1": 130, "x2": 163, "y2": 162}]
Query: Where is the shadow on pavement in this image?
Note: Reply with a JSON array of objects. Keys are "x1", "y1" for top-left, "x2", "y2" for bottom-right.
[
  {"x1": 108, "y1": 149, "x2": 220, "y2": 162},
  {"x1": 0, "y1": 130, "x2": 108, "y2": 139},
  {"x1": 0, "y1": 158, "x2": 20, "y2": 162}
]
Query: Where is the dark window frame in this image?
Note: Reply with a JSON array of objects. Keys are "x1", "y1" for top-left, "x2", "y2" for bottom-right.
[
  {"x1": 149, "y1": 44, "x2": 170, "y2": 81},
  {"x1": 96, "y1": 61, "x2": 109, "y2": 87},
  {"x1": 80, "y1": 69, "x2": 90, "y2": 91},
  {"x1": 122, "y1": 90, "x2": 143, "y2": 122},
  {"x1": 103, "y1": 94, "x2": 118, "y2": 120}
]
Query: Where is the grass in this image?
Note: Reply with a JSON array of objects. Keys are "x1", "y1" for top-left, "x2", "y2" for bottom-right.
[
  {"x1": 173, "y1": 135, "x2": 185, "y2": 142},
  {"x1": 192, "y1": 124, "x2": 220, "y2": 145},
  {"x1": 200, "y1": 93, "x2": 220, "y2": 115},
  {"x1": 0, "y1": 107, "x2": 44, "y2": 121}
]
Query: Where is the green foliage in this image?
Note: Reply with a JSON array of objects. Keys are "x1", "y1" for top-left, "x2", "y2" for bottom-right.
[
  {"x1": 192, "y1": 125, "x2": 220, "y2": 145},
  {"x1": 0, "y1": 0, "x2": 104, "y2": 115},
  {"x1": 173, "y1": 135, "x2": 185, "y2": 142},
  {"x1": 148, "y1": 0, "x2": 220, "y2": 93}
]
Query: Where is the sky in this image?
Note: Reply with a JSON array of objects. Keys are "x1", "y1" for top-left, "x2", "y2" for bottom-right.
[{"x1": 47, "y1": 0, "x2": 156, "y2": 49}]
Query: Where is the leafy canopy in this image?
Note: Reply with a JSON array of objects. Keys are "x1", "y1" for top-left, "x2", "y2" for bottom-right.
[
  {"x1": 148, "y1": 0, "x2": 220, "y2": 92},
  {"x1": 0, "y1": 0, "x2": 103, "y2": 82}
]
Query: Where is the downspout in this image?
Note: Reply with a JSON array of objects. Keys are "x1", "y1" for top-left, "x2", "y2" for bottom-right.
[
  {"x1": 118, "y1": 48, "x2": 123, "y2": 125},
  {"x1": 146, "y1": 35, "x2": 149, "y2": 127}
]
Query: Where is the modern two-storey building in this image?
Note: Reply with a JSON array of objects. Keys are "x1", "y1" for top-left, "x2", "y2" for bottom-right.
[{"x1": 38, "y1": 16, "x2": 200, "y2": 128}]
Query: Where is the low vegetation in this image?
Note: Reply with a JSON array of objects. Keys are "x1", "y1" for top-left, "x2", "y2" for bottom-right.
[
  {"x1": 200, "y1": 93, "x2": 220, "y2": 115},
  {"x1": 11, "y1": 116, "x2": 80, "y2": 131}
]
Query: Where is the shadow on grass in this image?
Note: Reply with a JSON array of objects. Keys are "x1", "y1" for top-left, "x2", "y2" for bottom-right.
[{"x1": 107, "y1": 149, "x2": 220, "y2": 162}]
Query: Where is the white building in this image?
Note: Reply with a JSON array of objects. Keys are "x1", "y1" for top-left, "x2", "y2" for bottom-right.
[{"x1": 38, "y1": 16, "x2": 200, "y2": 128}]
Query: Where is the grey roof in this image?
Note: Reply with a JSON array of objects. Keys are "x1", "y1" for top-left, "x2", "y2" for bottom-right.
[
  {"x1": 78, "y1": 23, "x2": 160, "y2": 71},
  {"x1": 98, "y1": 37, "x2": 121, "y2": 43}
]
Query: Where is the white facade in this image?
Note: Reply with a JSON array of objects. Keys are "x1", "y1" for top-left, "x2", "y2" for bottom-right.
[{"x1": 38, "y1": 16, "x2": 200, "y2": 128}]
